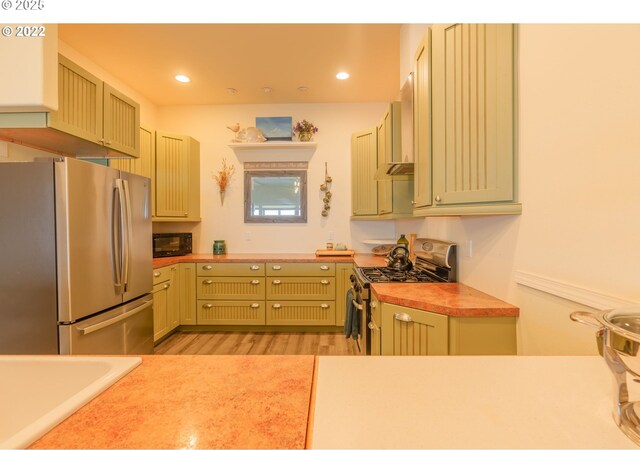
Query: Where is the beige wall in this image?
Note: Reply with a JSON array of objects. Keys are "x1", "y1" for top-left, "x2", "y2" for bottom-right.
[
  {"x1": 398, "y1": 24, "x2": 640, "y2": 355},
  {"x1": 153, "y1": 103, "x2": 397, "y2": 253}
]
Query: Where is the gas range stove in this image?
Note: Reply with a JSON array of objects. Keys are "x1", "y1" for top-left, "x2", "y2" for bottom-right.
[{"x1": 354, "y1": 238, "x2": 457, "y2": 288}]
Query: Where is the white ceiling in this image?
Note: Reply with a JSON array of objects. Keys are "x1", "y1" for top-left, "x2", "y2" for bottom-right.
[{"x1": 58, "y1": 24, "x2": 402, "y2": 106}]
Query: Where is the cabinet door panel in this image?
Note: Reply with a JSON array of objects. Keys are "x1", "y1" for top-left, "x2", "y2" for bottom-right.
[
  {"x1": 179, "y1": 263, "x2": 197, "y2": 325},
  {"x1": 351, "y1": 127, "x2": 378, "y2": 215},
  {"x1": 103, "y1": 84, "x2": 140, "y2": 157},
  {"x1": 49, "y1": 54, "x2": 102, "y2": 144},
  {"x1": 334, "y1": 263, "x2": 353, "y2": 326},
  {"x1": 413, "y1": 32, "x2": 432, "y2": 209},
  {"x1": 266, "y1": 277, "x2": 335, "y2": 301},
  {"x1": 156, "y1": 132, "x2": 190, "y2": 217},
  {"x1": 377, "y1": 112, "x2": 392, "y2": 215},
  {"x1": 197, "y1": 276, "x2": 265, "y2": 300},
  {"x1": 381, "y1": 303, "x2": 448, "y2": 355},
  {"x1": 152, "y1": 283, "x2": 169, "y2": 342},
  {"x1": 431, "y1": 24, "x2": 514, "y2": 205}
]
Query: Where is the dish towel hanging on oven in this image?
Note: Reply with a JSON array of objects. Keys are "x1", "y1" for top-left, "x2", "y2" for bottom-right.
[{"x1": 344, "y1": 287, "x2": 360, "y2": 341}]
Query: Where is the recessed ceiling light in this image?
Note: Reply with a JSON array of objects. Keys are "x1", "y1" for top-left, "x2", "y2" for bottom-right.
[
  {"x1": 175, "y1": 74, "x2": 190, "y2": 83},
  {"x1": 336, "y1": 72, "x2": 350, "y2": 80},
  {"x1": 226, "y1": 88, "x2": 238, "y2": 95},
  {"x1": 297, "y1": 86, "x2": 309, "y2": 93},
  {"x1": 262, "y1": 87, "x2": 273, "y2": 93}
]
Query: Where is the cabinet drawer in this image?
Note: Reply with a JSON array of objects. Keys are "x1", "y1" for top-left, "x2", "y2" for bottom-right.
[
  {"x1": 197, "y1": 276, "x2": 265, "y2": 300},
  {"x1": 152, "y1": 265, "x2": 175, "y2": 284},
  {"x1": 266, "y1": 277, "x2": 335, "y2": 301},
  {"x1": 197, "y1": 300, "x2": 265, "y2": 325},
  {"x1": 197, "y1": 262, "x2": 265, "y2": 276},
  {"x1": 266, "y1": 301, "x2": 335, "y2": 326},
  {"x1": 266, "y1": 262, "x2": 335, "y2": 276}
]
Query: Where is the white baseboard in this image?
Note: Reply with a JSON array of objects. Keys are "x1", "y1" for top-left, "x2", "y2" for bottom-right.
[{"x1": 515, "y1": 271, "x2": 635, "y2": 311}]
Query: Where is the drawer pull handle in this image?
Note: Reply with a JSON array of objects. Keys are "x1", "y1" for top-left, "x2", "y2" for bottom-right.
[
  {"x1": 272, "y1": 265, "x2": 282, "y2": 270},
  {"x1": 368, "y1": 321, "x2": 379, "y2": 331},
  {"x1": 163, "y1": 283, "x2": 170, "y2": 290},
  {"x1": 320, "y1": 303, "x2": 330, "y2": 309},
  {"x1": 320, "y1": 265, "x2": 329, "y2": 270},
  {"x1": 371, "y1": 300, "x2": 378, "y2": 309},
  {"x1": 203, "y1": 265, "x2": 212, "y2": 270},
  {"x1": 272, "y1": 280, "x2": 281, "y2": 285},
  {"x1": 394, "y1": 312, "x2": 413, "y2": 323},
  {"x1": 320, "y1": 280, "x2": 330, "y2": 285},
  {"x1": 251, "y1": 279, "x2": 261, "y2": 285},
  {"x1": 272, "y1": 303, "x2": 282, "y2": 309},
  {"x1": 250, "y1": 265, "x2": 260, "y2": 270},
  {"x1": 153, "y1": 271, "x2": 161, "y2": 277},
  {"x1": 203, "y1": 280, "x2": 213, "y2": 285},
  {"x1": 203, "y1": 303, "x2": 213, "y2": 309},
  {"x1": 250, "y1": 303, "x2": 260, "y2": 309}
]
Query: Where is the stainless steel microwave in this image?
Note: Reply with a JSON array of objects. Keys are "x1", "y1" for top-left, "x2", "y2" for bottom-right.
[{"x1": 152, "y1": 233, "x2": 192, "y2": 258}]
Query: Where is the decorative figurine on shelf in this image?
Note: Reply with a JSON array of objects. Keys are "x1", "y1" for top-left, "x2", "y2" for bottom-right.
[
  {"x1": 227, "y1": 123, "x2": 267, "y2": 143},
  {"x1": 320, "y1": 162, "x2": 332, "y2": 217},
  {"x1": 214, "y1": 157, "x2": 236, "y2": 205},
  {"x1": 293, "y1": 119, "x2": 318, "y2": 142}
]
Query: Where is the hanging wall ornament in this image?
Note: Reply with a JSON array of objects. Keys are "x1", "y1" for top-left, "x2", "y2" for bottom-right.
[{"x1": 321, "y1": 162, "x2": 332, "y2": 217}]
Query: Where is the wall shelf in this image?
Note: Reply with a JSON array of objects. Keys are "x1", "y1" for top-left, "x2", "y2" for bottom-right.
[{"x1": 228, "y1": 141, "x2": 317, "y2": 151}]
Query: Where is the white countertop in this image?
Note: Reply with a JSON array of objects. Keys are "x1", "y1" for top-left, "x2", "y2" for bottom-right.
[{"x1": 311, "y1": 356, "x2": 637, "y2": 449}]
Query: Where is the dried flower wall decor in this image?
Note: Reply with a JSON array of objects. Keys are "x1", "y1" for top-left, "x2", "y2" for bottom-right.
[{"x1": 214, "y1": 157, "x2": 236, "y2": 205}]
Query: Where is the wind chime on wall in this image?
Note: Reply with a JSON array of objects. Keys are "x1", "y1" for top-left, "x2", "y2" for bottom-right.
[{"x1": 320, "y1": 162, "x2": 332, "y2": 217}]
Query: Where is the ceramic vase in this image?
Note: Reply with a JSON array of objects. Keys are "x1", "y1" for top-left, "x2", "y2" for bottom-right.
[{"x1": 299, "y1": 131, "x2": 312, "y2": 142}]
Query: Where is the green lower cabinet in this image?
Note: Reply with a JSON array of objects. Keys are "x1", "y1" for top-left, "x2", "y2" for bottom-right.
[
  {"x1": 152, "y1": 265, "x2": 178, "y2": 343},
  {"x1": 197, "y1": 276, "x2": 265, "y2": 300},
  {"x1": 266, "y1": 301, "x2": 335, "y2": 326},
  {"x1": 370, "y1": 318, "x2": 382, "y2": 355},
  {"x1": 178, "y1": 263, "x2": 197, "y2": 325},
  {"x1": 197, "y1": 300, "x2": 266, "y2": 325},
  {"x1": 381, "y1": 303, "x2": 449, "y2": 355},
  {"x1": 380, "y1": 302, "x2": 517, "y2": 356}
]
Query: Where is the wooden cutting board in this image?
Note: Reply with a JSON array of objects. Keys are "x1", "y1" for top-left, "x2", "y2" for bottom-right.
[{"x1": 315, "y1": 249, "x2": 355, "y2": 257}]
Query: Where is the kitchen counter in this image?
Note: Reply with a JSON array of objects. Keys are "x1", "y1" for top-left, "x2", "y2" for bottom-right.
[
  {"x1": 30, "y1": 355, "x2": 315, "y2": 449},
  {"x1": 153, "y1": 253, "x2": 357, "y2": 269},
  {"x1": 311, "y1": 356, "x2": 636, "y2": 449},
  {"x1": 371, "y1": 282, "x2": 519, "y2": 317},
  {"x1": 28, "y1": 355, "x2": 636, "y2": 449}
]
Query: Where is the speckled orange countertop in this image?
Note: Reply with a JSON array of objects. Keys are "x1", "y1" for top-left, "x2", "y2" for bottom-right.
[
  {"x1": 30, "y1": 355, "x2": 315, "y2": 449},
  {"x1": 153, "y1": 253, "x2": 387, "y2": 269},
  {"x1": 371, "y1": 283, "x2": 519, "y2": 317}
]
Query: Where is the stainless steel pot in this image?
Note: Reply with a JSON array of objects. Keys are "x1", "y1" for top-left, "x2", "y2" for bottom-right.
[{"x1": 571, "y1": 307, "x2": 640, "y2": 445}]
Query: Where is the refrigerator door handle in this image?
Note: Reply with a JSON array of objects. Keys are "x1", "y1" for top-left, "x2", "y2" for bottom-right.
[
  {"x1": 112, "y1": 182, "x2": 124, "y2": 294},
  {"x1": 121, "y1": 179, "x2": 133, "y2": 292},
  {"x1": 75, "y1": 299, "x2": 153, "y2": 335}
]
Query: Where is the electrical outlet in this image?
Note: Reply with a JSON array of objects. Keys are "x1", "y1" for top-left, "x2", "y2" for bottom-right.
[
  {"x1": 466, "y1": 240, "x2": 473, "y2": 258},
  {"x1": 244, "y1": 232, "x2": 252, "y2": 241},
  {"x1": 328, "y1": 231, "x2": 334, "y2": 240}
]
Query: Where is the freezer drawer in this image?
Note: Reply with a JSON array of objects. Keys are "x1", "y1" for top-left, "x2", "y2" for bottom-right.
[{"x1": 59, "y1": 295, "x2": 154, "y2": 355}]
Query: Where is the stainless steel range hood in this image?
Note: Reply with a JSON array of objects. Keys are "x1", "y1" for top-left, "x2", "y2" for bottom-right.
[{"x1": 374, "y1": 162, "x2": 414, "y2": 180}]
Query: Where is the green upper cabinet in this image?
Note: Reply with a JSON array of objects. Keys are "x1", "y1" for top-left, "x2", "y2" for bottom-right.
[
  {"x1": 413, "y1": 30, "x2": 432, "y2": 210},
  {"x1": 351, "y1": 127, "x2": 378, "y2": 216},
  {"x1": 377, "y1": 110, "x2": 392, "y2": 215},
  {"x1": 51, "y1": 54, "x2": 140, "y2": 157},
  {"x1": 155, "y1": 131, "x2": 201, "y2": 221},
  {"x1": 413, "y1": 24, "x2": 521, "y2": 216},
  {"x1": 0, "y1": 54, "x2": 140, "y2": 158}
]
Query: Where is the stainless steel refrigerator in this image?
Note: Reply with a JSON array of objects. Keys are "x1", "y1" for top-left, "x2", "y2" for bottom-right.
[{"x1": 0, "y1": 157, "x2": 154, "y2": 354}]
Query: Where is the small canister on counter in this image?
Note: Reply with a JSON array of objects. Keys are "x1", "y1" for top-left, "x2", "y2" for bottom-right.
[{"x1": 213, "y1": 240, "x2": 226, "y2": 255}]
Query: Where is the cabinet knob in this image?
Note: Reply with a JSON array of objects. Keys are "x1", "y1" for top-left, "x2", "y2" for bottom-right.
[
  {"x1": 411, "y1": 200, "x2": 416, "y2": 205},
  {"x1": 272, "y1": 280, "x2": 281, "y2": 285},
  {"x1": 203, "y1": 303, "x2": 213, "y2": 309},
  {"x1": 320, "y1": 280, "x2": 330, "y2": 285},
  {"x1": 183, "y1": 213, "x2": 188, "y2": 216},
  {"x1": 163, "y1": 283, "x2": 170, "y2": 290},
  {"x1": 203, "y1": 279, "x2": 213, "y2": 285},
  {"x1": 153, "y1": 271, "x2": 161, "y2": 277},
  {"x1": 98, "y1": 138, "x2": 105, "y2": 144},
  {"x1": 272, "y1": 265, "x2": 282, "y2": 270},
  {"x1": 250, "y1": 303, "x2": 260, "y2": 309},
  {"x1": 272, "y1": 303, "x2": 282, "y2": 309},
  {"x1": 250, "y1": 265, "x2": 260, "y2": 270},
  {"x1": 371, "y1": 300, "x2": 378, "y2": 309},
  {"x1": 320, "y1": 304, "x2": 330, "y2": 309},
  {"x1": 105, "y1": 140, "x2": 112, "y2": 146},
  {"x1": 320, "y1": 265, "x2": 329, "y2": 270},
  {"x1": 250, "y1": 279, "x2": 261, "y2": 285},
  {"x1": 203, "y1": 265, "x2": 212, "y2": 270},
  {"x1": 435, "y1": 195, "x2": 442, "y2": 203}
]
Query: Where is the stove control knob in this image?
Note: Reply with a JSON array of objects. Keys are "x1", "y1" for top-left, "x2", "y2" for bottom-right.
[{"x1": 350, "y1": 274, "x2": 356, "y2": 283}]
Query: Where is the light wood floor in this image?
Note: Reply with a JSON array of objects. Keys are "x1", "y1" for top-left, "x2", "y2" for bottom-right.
[{"x1": 154, "y1": 331, "x2": 361, "y2": 356}]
